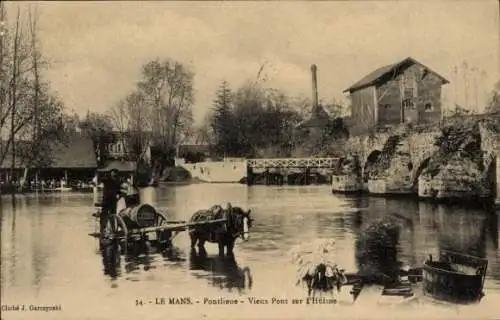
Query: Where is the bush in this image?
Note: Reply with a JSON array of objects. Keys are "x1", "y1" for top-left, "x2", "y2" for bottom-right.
[{"x1": 355, "y1": 216, "x2": 401, "y2": 283}]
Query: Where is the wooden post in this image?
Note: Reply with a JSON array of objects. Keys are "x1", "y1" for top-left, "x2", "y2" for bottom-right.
[
  {"x1": 265, "y1": 169, "x2": 270, "y2": 186},
  {"x1": 305, "y1": 168, "x2": 311, "y2": 185}
]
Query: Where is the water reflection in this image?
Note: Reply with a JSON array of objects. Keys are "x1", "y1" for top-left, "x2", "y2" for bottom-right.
[
  {"x1": 124, "y1": 253, "x2": 155, "y2": 274},
  {"x1": 188, "y1": 249, "x2": 253, "y2": 294},
  {"x1": 2, "y1": 186, "x2": 500, "y2": 317},
  {"x1": 101, "y1": 240, "x2": 121, "y2": 280},
  {"x1": 347, "y1": 196, "x2": 500, "y2": 283}
]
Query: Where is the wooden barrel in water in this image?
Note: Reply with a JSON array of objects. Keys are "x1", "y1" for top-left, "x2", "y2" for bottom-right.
[{"x1": 119, "y1": 204, "x2": 157, "y2": 228}]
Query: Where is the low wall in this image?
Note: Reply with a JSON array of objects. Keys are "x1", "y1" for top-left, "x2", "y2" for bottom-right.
[
  {"x1": 367, "y1": 179, "x2": 386, "y2": 194},
  {"x1": 177, "y1": 158, "x2": 247, "y2": 183},
  {"x1": 331, "y1": 174, "x2": 362, "y2": 192}
]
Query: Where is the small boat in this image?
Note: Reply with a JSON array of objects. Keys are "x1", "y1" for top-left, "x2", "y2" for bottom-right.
[{"x1": 422, "y1": 250, "x2": 488, "y2": 304}]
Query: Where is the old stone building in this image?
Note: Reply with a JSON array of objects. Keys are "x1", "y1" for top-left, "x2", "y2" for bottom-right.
[{"x1": 344, "y1": 57, "x2": 449, "y2": 134}]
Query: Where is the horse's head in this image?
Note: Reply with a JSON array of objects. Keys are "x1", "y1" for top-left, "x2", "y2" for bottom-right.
[{"x1": 226, "y1": 204, "x2": 253, "y2": 241}]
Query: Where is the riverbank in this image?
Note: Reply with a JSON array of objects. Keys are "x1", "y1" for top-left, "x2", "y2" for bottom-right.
[{"x1": 331, "y1": 189, "x2": 499, "y2": 211}]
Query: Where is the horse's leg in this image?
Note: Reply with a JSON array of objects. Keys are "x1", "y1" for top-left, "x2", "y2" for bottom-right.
[
  {"x1": 198, "y1": 238, "x2": 206, "y2": 251},
  {"x1": 226, "y1": 239, "x2": 235, "y2": 257},
  {"x1": 218, "y1": 240, "x2": 225, "y2": 257},
  {"x1": 189, "y1": 231, "x2": 197, "y2": 249},
  {"x1": 198, "y1": 245, "x2": 207, "y2": 257}
]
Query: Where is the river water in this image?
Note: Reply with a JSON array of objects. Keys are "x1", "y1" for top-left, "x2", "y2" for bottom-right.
[{"x1": 1, "y1": 184, "x2": 499, "y2": 320}]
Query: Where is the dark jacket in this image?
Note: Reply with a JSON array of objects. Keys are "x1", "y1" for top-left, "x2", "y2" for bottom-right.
[{"x1": 101, "y1": 176, "x2": 122, "y2": 209}]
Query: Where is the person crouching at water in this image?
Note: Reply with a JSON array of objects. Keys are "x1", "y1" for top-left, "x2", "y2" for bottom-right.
[{"x1": 100, "y1": 169, "x2": 126, "y2": 236}]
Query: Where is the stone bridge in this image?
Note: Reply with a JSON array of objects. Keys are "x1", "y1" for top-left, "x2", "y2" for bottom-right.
[{"x1": 335, "y1": 122, "x2": 500, "y2": 206}]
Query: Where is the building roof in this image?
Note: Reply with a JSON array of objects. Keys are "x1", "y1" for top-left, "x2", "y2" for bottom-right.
[
  {"x1": 343, "y1": 57, "x2": 450, "y2": 93},
  {"x1": 97, "y1": 160, "x2": 136, "y2": 172},
  {"x1": 178, "y1": 144, "x2": 210, "y2": 154},
  {"x1": 0, "y1": 135, "x2": 97, "y2": 169},
  {"x1": 52, "y1": 135, "x2": 98, "y2": 169}
]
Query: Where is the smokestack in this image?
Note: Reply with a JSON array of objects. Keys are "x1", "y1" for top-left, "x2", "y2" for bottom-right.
[{"x1": 311, "y1": 64, "x2": 319, "y2": 112}]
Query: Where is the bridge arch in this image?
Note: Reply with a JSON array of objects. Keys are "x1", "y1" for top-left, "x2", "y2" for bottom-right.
[
  {"x1": 363, "y1": 150, "x2": 382, "y2": 183},
  {"x1": 411, "y1": 157, "x2": 432, "y2": 190}
]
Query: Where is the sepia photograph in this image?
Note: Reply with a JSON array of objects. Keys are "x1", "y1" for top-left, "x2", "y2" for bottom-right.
[{"x1": 0, "y1": 1, "x2": 499, "y2": 319}]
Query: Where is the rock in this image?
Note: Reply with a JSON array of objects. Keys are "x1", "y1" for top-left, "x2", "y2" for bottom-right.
[{"x1": 418, "y1": 157, "x2": 489, "y2": 200}]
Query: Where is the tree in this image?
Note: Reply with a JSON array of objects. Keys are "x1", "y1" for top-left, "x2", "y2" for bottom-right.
[
  {"x1": 16, "y1": 91, "x2": 67, "y2": 168},
  {"x1": 194, "y1": 113, "x2": 214, "y2": 146},
  {"x1": 212, "y1": 82, "x2": 304, "y2": 157},
  {"x1": 0, "y1": 4, "x2": 67, "y2": 183},
  {"x1": 210, "y1": 80, "x2": 237, "y2": 157},
  {"x1": 137, "y1": 59, "x2": 194, "y2": 175},
  {"x1": 79, "y1": 111, "x2": 115, "y2": 165},
  {"x1": 231, "y1": 82, "x2": 268, "y2": 156},
  {"x1": 109, "y1": 91, "x2": 152, "y2": 164}
]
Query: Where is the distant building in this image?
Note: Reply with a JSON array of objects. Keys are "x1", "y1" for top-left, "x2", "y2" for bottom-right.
[
  {"x1": 0, "y1": 135, "x2": 97, "y2": 182},
  {"x1": 343, "y1": 57, "x2": 449, "y2": 134},
  {"x1": 104, "y1": 131, "x2": 152, "y2": 165}
]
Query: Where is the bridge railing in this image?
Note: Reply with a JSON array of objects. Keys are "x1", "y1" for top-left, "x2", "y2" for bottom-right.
[{"x1": 247, "y1": 157, "x2": 339, "y2": 169}]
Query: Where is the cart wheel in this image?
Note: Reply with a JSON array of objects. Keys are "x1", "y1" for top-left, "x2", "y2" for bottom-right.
[{"x1": 102, "y1": 215, "x2": 128, "y2": 245}]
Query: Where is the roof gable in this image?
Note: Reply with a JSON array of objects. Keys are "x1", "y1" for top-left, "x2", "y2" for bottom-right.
[
  {"x1": 0, "y1": 135, "x2": 97, "y2": 169},
  {"x1": 51, "y1": 135, "x2": 98, "y2": 168},
  {"x1": 343, "y1": 57, "x2": 449, "y2": 93}
]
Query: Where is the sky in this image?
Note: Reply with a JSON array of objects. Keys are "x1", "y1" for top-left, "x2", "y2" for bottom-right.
[{"x1": 4, "y1": 1, "x2": 500, "y2": 124}]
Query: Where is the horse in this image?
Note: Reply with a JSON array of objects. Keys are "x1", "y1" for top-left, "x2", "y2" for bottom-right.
[
  {"x1": 188, "y1": 203, "x2": 252, "y2": 257},
  {"x1": 300, "y1": 264, "x2": 347, "y2": 301}
]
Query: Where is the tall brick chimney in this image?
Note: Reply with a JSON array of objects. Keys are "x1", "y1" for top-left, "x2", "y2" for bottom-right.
[{"x1": 311, "y1": 64, "x2": 319, "y2": 113}]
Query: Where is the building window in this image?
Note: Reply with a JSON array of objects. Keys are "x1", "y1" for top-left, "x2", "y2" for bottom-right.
[
  {"x1": 403, "y1": 94, "x2": 415, "y2": 110},
  {"x1": 424, "y1": 102, "x2": 434, "y2": 112},
  {"x1": 401, "y1": 74, "x2": 417, "y2": 109}
]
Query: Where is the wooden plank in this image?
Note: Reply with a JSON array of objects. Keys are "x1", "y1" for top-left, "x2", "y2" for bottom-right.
[
  {"x1": 129, "y1": 218, "x2": 228, "y2": 234},
  {"x1": 88, "y1": 218, "x2": 227, "y2": 238}
]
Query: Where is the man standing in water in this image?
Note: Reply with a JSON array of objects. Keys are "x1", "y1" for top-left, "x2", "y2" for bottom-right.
[{"x1": 100, "y1": 168, "x2": 124, "y2": 236}]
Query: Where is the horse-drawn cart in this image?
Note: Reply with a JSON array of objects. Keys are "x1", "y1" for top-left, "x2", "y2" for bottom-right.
[{"x1": 89, "y1": 203, "x2": 227, "y2": 251}]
